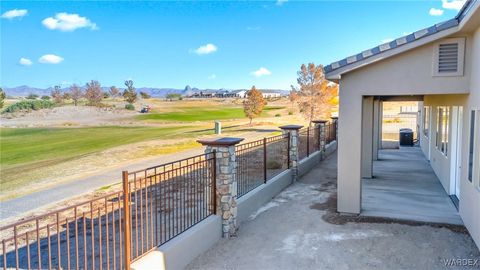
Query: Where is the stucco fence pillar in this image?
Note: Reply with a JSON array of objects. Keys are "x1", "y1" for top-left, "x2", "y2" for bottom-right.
[
  {"x1": 197, "y1": 137, "x2": 244, "y2": 238},
  {"x1": 312, "y1": 120, "x2": 328, "y2": 160},
  {"x1": 279, "y1": 125, "x2": 303, "y2": 182}
]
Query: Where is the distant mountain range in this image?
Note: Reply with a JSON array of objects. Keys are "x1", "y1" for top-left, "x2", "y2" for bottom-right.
[{"x1": 2, "y1": 85, "x2": 289, "y2": 98}]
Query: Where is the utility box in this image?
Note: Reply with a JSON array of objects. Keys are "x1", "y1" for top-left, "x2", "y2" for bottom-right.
[
  {"x1": 215, "y1": 121, "x2": 221, "y2": 134},
  {"x1": 399, "y1": 128, "x2": 413, "y2": 146}
]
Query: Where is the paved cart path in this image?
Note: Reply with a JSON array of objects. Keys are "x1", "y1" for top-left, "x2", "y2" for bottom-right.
[{"x1": 0, "y1": 130, "x2": 275, "y2": 222}]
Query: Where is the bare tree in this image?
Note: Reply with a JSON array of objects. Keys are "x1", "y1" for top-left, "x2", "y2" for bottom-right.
[
  {"x1": 51, "y1": 85, "x2": 64, "y2": 104},
  {"x1": 123, "y1": 80, "x2": 137, "y2": 104},
  {"x1": 0, "y1": 88, "x2": 5, "y2": 108},
  {"x1": 69, "y1": 84, "x2": 83, "y2": 106},
  {"x1": 291, "y1": 63, "x2": 338, "y2": 124},
  {"x1": 109, "y1": 86, "x2": 119, "y2": 100},
  {"x1": 84, "y1": 80, "x2": 103, "y2": 106},
  {"x1": 243, "y1": 86, "x2": 266, "y2": 125}
]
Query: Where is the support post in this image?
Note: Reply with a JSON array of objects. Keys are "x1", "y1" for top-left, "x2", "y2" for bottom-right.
[
  {"x1": 279, "y1": 125, "x2": 303, "y2": 182},
  {"x1": 263, "y1": 137, "x2": 267, "y2": 183},
  {"x1": 312, "y1": 120, "x2": 328, "y2": 160},
  {"x1": 122, "y1": 171, "x2": 132, "y2": 270},
  {"x1": 331, "y1": 116, "x2": 338, "y2": 142},
  {"x1": 306, "y1": 127, "x2": 310, "y2": 157},
  {"x1": 197, "y1": 137, "x2": 244, "y2": 238}
]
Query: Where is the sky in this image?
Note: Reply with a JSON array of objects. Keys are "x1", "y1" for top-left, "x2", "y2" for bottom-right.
[{"x1": 0, "y1": 0, "x2": 467, "y2": 90}]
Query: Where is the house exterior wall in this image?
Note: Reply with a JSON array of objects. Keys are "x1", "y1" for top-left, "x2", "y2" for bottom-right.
[
  {"x1": 459, "y1": 25, "x2": 480, "y2": 249},
  {"x1": 339, "y1": 34, "x2": 472, "y2": 96},
  {"x1": 336, "y1": 30, "x2": 479, "y2": 248},
  {"x1": 422, "y1": 95, "x2": 468, "y2": 193}
]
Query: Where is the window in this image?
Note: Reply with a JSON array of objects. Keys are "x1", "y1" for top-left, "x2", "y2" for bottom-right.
[
  {"x1": 423, "y1": 106, "x2": 430, "y2": 137},
  {"x1": 432, "y1": 38, "x2": 465, "y2": 77},
  {"x1": 468, "y1": 110, "x2": 477, "y2": 183},
  {"x1": 436, "y1": 106, "x2": 449, "y2": 156}
]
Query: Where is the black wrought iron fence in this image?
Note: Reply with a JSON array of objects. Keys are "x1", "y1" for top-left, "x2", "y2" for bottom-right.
[
  {"x1": 235, "y1": 133, "x2": 290, "y2": 198},
  {"x1": 326, "y1": 122, "x2": 337, "y2": 144},
  {"x1": 298, "y1": 126, "x2": 320, "y2": 161},
  {"x1": 0, "y1": 152, "x2": 216, "y2": 270},
  {"x1": 124, "y1": 152, "x2": 216, "y2": 264},
  {"x1": 0, "y1": 191, "x2": 126, "y2": 270}
]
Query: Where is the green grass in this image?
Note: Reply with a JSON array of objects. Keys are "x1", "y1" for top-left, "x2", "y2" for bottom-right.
[
  {"x1": 0, "y1": 126, "x2": 198, "y2": 167},
  {"x1": 136, "y1": 106, "x2": 285, "y2": 122}
]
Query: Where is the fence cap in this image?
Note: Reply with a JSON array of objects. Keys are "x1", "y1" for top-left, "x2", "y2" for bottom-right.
[
  {"x1": 312, "y1": 120, "x2": 328, "y2": 124},
  {"x1": 197, "y1": 137, "x2": 244, "y2": 146},
  {"x1": 279, "y1": 125, "x2": 303, "y2": 130}
]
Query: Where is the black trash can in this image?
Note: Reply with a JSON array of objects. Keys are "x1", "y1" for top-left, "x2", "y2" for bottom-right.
[{"x1": 399, "y1": 128, "x2": 414, "y2": 146}]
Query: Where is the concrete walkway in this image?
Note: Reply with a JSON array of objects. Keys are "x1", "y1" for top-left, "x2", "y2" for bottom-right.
[
  {"x1": 362, "y1": 147, "x2": 462, "y2": 225},
  {"x1": 187, "y1": 153, "x2": 479, "y2": 270}
]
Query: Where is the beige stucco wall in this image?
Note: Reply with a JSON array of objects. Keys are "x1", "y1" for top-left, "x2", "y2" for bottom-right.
[
  {"x1": 459, "y1": 26, "x2": 480, "y2": 249},
  {"x1": 336, "y1": 28, "x2": 479, "y2": 248},
  {"x1": 423, "y1": 95, "x2": 468, "y2": 193},
  {"x1": 340, "y1": 34, "x2": 473, "y2": 96}
]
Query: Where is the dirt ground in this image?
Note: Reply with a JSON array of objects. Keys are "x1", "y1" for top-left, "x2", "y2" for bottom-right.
[
  {"x1": 0, "y1": 105, "x2": 139, "y2": 128},
  {"x1": 187, "y1": 153, "x2": 480, "y2": 270}
]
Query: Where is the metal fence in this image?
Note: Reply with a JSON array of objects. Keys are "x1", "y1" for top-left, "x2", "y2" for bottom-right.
[
  {"x1": 1, "y1": 122, "x2": 338, "y2": 269},
  {"x1": 325, "y1": 122, "x2": 337, "y2": 145},
  {"x1": 0, "y1": 191, "x2": 126, "y2": 270},
  {"x1": 298, "y1": 127, "x2": 320, "y2": 161},
  {"x1": 0, "y1": 152, "x2": 216, "y2": 270},
  {"x1": 123, "y1": 152, "x2": 216, "y2": 264},
  {"x1": 235, "y1": 133, "x2": 290, "y2": 198}
]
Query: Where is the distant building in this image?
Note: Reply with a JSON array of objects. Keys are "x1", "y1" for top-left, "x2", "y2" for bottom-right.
[{"x1": 260, "y1": 90, "x2": 282, "y2": 98}]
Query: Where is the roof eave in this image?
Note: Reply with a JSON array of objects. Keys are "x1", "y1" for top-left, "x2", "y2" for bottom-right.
[{"x1": 325, "y1": 25, "x2": 460, "y2": 80}]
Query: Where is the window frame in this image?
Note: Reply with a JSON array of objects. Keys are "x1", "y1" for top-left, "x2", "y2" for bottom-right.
[
  {"x1": 468, "y1": 109, "x2": 480, "y2": 190},
  {"x1": 436, "y1": 106, "x2": 449, "y2": 156},
  {"x1": 423, "y1": 106, "x2": 430, "y2": 137}
]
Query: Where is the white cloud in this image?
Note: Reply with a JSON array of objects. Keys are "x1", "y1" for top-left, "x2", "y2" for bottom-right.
[
  {"x1": 19, "y1": 58, "x2": 33, "y2": 66},
  {"x1": 208, "y1": 74, "x2": 216, "y2": 79},
  {"x1": 251, "y1": 67, "x2": 272, "y2": 77},
  {"x1": 191, "y1": 43, "x2": 217, "y2": 55},
  {"x1": 441, "y1": 0, "x2": 466, "y2": 10},
  {"x1": 429, "y1": 8, "x2": 444, "y2": 16},
  {"x1": 1, "y1": 9, "x2": 28, "y2": 19},
  {"x1": 276, "y1": 0, "x2": 288, "y2": 6},
  {"x1": 381, "y1": 38, "x2": 394, "y2": 44},
  {"x1": 39, "y1": 54, "x2": 64, "y2": 64},
  {"x1": 42, "y1": 13, "x2": 98, "y2": 32}
]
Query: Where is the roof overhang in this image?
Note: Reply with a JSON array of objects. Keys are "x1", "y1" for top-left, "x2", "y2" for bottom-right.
[{"x1": 325, "y1": 0, "x2": 480, "y2": 81}]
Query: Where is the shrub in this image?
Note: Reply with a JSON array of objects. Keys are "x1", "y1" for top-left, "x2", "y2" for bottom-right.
[
  {"x1": 41, "y1": 95, "x2": 51, "y2": 100},
  {"x1": 288, "y1": 111, "x2": 293, "y2": 115},
  {"x1": 140, "y1": 91, "x2": 151, "y2": 99},
  {"x1": 275, "y1": 113, "x2": 281, "y2": 117},
  {"x1": 266, "y1": 160, "x2": 283, "y2": 170},
  {"x1": 2, "y1": 100, "x2": 55, "y2": 113},
  {"x1": 125, "y1": 104, "x2": 135, "y2": 111},
  {"x1": 26, "y1": 94, "x2": 39, "y2": 100}
]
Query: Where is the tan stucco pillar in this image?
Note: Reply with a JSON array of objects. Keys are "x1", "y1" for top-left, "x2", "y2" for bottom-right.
[
  {"x1": 337, "y1": 90, "x2": 362, "y2": 214},
  {"x1": 379, "y1": 101, "x2": 383, "y2": 149},
  {"x1": 362, "y1": 96, "x2": 374, "y2": 179},
  {"x1": 373, "y1": 98, "x2": 380, "y2": 161}
]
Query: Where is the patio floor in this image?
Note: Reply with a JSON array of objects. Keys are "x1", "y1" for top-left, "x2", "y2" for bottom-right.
[
  {"x1": 187, "y1": 152, "x2": 479, "y2": 270},
  {"x1": 362, "y1": 147, "x2": 463, "y2": 225}
]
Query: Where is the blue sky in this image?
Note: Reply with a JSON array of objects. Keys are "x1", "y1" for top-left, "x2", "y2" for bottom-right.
[{"x1": 1, "y1": 0, "x2": 466, "y2": 89}]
